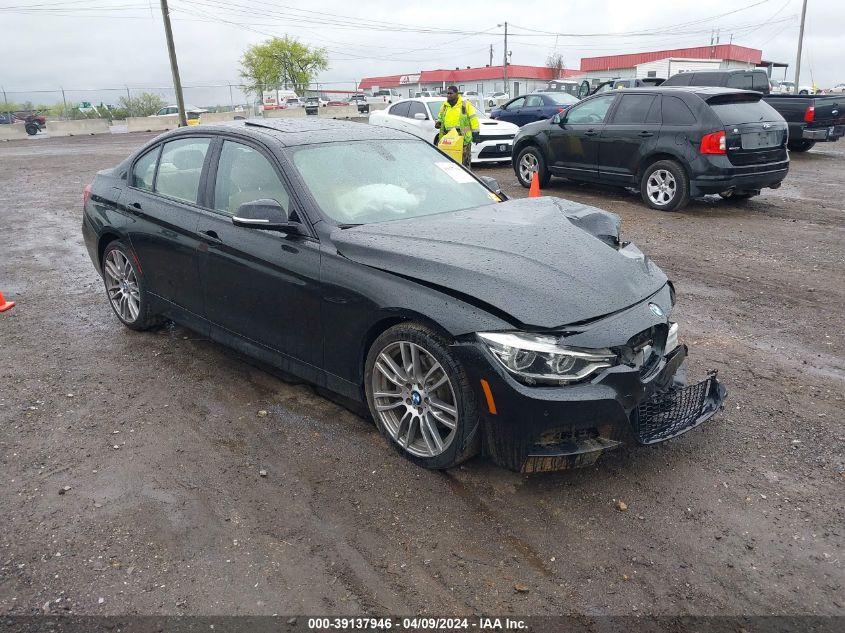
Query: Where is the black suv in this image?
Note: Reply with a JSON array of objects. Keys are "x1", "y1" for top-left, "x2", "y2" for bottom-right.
[
  {"x1": 512, "y1": 87, "x2": 789, "y2": 211},
  {"x1": 661, "y1": 69, "x2": 772, "y2": 94}
]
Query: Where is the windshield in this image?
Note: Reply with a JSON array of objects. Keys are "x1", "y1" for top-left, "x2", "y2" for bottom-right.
[
  {"x1": 427, "y1": 100, "x2": 445, "y2": 118},
  {"x1": 546, "y1": 92, "x2": 579, "y2": 105},
  {"x1": 290, "y1": 139, "x2": 497, "y2": 225}
]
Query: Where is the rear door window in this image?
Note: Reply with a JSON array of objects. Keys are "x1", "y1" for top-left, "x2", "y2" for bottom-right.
[
  {"x1": 154, "y1": 137, "x2": 211, "y2": 204},
  {"x1": 727, "y1": 74, "x2": 754, "y2": 90},
  {"x1": 689, "y1": 72, "x2": 725, "y2": 86},
  {"x1": 610, "y1": 94, "x2": 656, "y2": 124},
  {"x1": 661, "y1": 96, "x2": 696, "y2": 125},
  {"x1": 389, "y1": 102, "x2": 411, "y2": 118},
  {"x1": 131, "y1": 146, "x2": 160, "y2": 191}
]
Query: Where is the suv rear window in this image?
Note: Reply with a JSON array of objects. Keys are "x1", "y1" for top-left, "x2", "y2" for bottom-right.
[{"x1": 708, "y1": 96, "x2": 781, "y2": 125}]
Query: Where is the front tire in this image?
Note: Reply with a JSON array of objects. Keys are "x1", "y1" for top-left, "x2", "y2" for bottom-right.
[
  {"x1": 365, "y1": 323, "x2": 480, "y2": 469},
  {"x1": 101, "y1": 240, "x2": 160, "y2": 331},
  {"x1": 640, "y1": 159, "x2": 690, "y2": 211},
  {"x1": 25, "y1": 123, "x2": 39, "y2": 135},
  {"x1": 515, "y1": 145, "x2": 551, "y2": 188},
  {"x1": 788, "y1": 139, "x2": 815, "y2": 152}
]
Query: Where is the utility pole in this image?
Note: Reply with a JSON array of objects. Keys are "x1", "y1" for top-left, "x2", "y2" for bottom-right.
[
  {"x1": 794, "y1": 0, "x2": 808, "y2": 88},
  {"x1": 502, "y1": 22, "x2": 508, "y2": 95},
  {"x1": 160, "y1": 0, "x2": 187, "y2": 126},
  {"x1": 489, "y1": 44, "x2": 493, "y2": 67}
]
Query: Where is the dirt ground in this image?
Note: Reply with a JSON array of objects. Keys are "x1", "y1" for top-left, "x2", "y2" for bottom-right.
[{"x1": 0, "y1": 131, "x2": 842, "y2": 619}]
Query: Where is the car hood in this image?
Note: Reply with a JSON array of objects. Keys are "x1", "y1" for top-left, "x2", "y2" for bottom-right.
[
  {"x1": 331, "y1": 197, "x2": 667, "y2": 329},
  {"x1": 477, "y1": 118, "x2": 519, "y2": 134}
]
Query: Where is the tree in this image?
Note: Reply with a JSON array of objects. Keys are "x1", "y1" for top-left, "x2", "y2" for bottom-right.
[
  {"x1": 240, "y1": 37, "x2": 328, "y2": 98},
  {"x1": 118, "y1": 92, "x2": 166, "y2": 117},
  {"x1": 546, "y1": 52, "x2": 566, "y2": 78}
]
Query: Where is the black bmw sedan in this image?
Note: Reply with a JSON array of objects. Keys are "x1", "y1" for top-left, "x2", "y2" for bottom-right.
[{"x1": 82, "y1": 118, "x2": 725, "y2": 473}]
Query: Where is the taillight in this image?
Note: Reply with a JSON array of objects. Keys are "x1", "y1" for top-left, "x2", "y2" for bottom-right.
[
  {"x1": 804, "y1": 105, "x2": 815, "y2": 122},
  {"x1": 700, "y1": 130, "x2": 726, "y2": 155},
  {"x1": 83, "y1": 183, "x2": 92, "y2": 207},
  {"x1": 558, "y1": 107, "x2": 566, "y2": 112}
]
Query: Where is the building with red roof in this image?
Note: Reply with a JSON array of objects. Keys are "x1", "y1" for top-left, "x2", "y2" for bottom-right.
[{"x1": 358, "y1": 64, "x2": 580, "y2": 99}]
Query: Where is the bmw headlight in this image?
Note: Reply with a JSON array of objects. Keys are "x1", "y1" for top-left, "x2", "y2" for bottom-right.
[{"x1": 477, "y1": 332, "x2": 616, "y2": 386}]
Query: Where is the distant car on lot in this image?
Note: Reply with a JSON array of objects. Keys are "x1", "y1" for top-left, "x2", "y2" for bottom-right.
[
  {"x1": 369, "y1": 97, "x2": 520, "y2": 163},
  {"x1": 151, "y1": 104, "x2": 208, "y2": 118},
  {"x1": 776, "y1": 81, "x2": 815, "y2": 95},
  {"x1": 512, "y1": 87, "x2": 789, "y2": 211},
  {"x1": 490, "y1": 93, "x2": 579, "y2": 126},
  {"x1": 832, "y1": 83, "x2": 845, "y2": 93},
  {"x1": 305, "y1": 96, "x2": 328, "y2": 107},
  {"x1": 283, "y1": 97, "x2": 304, "y2": 108},
  {"x1": 81, "y1": 118, "x2": 725, "y2": 472},
  {"x1": 487, "y1": 91, "x2": 509, "y2": 107}
]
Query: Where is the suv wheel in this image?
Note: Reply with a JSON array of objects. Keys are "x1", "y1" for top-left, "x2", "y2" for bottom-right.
[
  {"x1": 365, "y1": 323, "x2": 480, "y2": 470},
  {"x1": 640, "y1": 160, "x2": 689, "y2": 211},
  {"x1": 515, "y1": 146, "x2": 551, "y2": 188}
]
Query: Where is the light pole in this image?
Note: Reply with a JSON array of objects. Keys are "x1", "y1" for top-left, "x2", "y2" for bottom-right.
[
  {"x1": 160, "y1": 0, "x2": 187, "y2": 126},
  {"x1": 498, "y1": 22, "x2": 508, "y2": 95},
  {"x1": 794, "y1": 0, "x2": 808, "y2": 89}
]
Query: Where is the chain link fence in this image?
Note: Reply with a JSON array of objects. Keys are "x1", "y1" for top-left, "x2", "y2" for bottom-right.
[{"x1": 1, "y1": 81, "x2": 361, "y2": 121}]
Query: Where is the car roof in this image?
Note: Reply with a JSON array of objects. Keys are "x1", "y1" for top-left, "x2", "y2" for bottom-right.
[
  {"x1": 160, "y1": 117, "x2": 415, "y2": 147},
  {"x1": 604, "y1": 86, "x2": 760, "y2": 97}
]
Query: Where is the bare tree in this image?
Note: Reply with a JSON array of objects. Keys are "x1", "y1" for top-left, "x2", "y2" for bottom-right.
[{"x1": 546, "y1": 53, "x2": 566, "y2": 78}]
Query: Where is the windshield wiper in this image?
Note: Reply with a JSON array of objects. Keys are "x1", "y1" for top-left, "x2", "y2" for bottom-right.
[{"x1": 337, "y1": 223, "x2": 362, "y2": 229}]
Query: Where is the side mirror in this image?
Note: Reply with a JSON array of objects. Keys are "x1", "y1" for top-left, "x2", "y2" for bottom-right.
[
  {"x1": 232, "y1": 199, "x2": 303, "y2": 233},
  {"x1": 478, "y1": 175, "x2": 509, "y2": 201},
  {"x1": 551, "y1": 113, "x2": 561, "y2": 124},
  {"x1": 413, "y1": 112, "x2": 427, "y2": 120}
]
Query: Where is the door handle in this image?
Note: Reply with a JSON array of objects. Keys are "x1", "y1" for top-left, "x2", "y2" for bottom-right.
[
  {"x1": 200, "y1": 230, "x2": 222, "y2": 245},
  {"x1": 130, "y1": 202, "x2": 142, "y2": 210},
  {"x1": 638, "y1": 131, "x2": 654, "y2": 137},
  {"x1": 584, "y1": 129, "x2": 598, "y2": 136}
]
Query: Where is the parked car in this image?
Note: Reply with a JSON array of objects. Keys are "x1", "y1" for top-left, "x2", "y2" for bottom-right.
[
  {"x1": 369, "y1": 97, "x2": 519, "y2": 163},
  {"x1": 832, "y1": 83, "x2": 845, "y2": 93},
  {"x1": 151, "y1": 104, "x2": 208, "y2": 118},
  {"x1": 368, "y1": 89, "x2": 401, "y2": 104},
  {"x1": 662, "y1": 70, "x2": 844, "y2": 151},
  {"x1": 512, "y1": 87, "x2": 789, "y2": 211},
  {"x1": 487, "y1": 91, "x2": 509, "y2": 107},
  {"x1": 283, "y1": 97, "x2": 304, "y2": 108},
  {"x1": 305, "y1": 96, "x2": 328, "y2": 107},
  {"x1": 490, "y1": 93, "x2": 579, "y2": 126},
  {"x1": 81, "y1": 118, "x2": 725, "y2": 472},
  {"x1": 776, "y1": 81, "x2": 815, "y2": 95}
]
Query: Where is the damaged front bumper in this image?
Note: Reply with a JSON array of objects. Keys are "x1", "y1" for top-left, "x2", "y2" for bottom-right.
[{"x1": 453, "y1": 341, "x2": 727, "y2": 473}]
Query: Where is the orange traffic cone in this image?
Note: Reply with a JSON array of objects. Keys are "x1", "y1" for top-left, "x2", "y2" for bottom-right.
[
  {"x1": 0, "y1": 290, "x2": 15, "y2": 312},
  {"x1": 528, "y1": 171, "x2": 541, "y2": 198}
]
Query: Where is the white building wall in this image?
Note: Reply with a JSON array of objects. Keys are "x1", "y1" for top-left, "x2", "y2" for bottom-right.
[{"x1": 635, "y1": 58, "x2": 722, "y2": 79}]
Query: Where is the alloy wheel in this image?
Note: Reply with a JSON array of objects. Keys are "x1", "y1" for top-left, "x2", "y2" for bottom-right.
[
  {"x1": 646, "y1": 169, "x2": 677, "y2": 207},
  {"x1": 372, "y1": 341, "x2": 458, "y2": 458},
  {"x1": 103, "y1": 249, "x2": 140, "y2": 323},
  {"x1": 519, "y1": 152, "x2": 539, "y2": 183}
]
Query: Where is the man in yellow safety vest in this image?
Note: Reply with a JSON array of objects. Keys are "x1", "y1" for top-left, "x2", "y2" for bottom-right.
[{"x1": 434, "y1": 85, "x2": 480, "y2": 168}]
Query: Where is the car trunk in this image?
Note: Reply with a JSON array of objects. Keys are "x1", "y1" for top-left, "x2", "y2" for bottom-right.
[{"x1": 707, "y1": 94, "x2": 788, "y2": 166}]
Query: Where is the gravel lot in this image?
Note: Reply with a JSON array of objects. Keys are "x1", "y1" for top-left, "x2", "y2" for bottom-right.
[{"x1": 0, "y1": 131, "x2": 842, "y2": 618}]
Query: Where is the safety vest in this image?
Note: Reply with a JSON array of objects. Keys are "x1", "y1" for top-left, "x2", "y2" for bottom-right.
[{"x1": 438, "y1": 97, "x2": 479, "y2": 144}]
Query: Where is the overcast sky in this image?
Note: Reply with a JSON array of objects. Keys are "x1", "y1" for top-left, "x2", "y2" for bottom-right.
[{"x1": 1, "y1": 0, "x2": 842, "y2": 106}]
